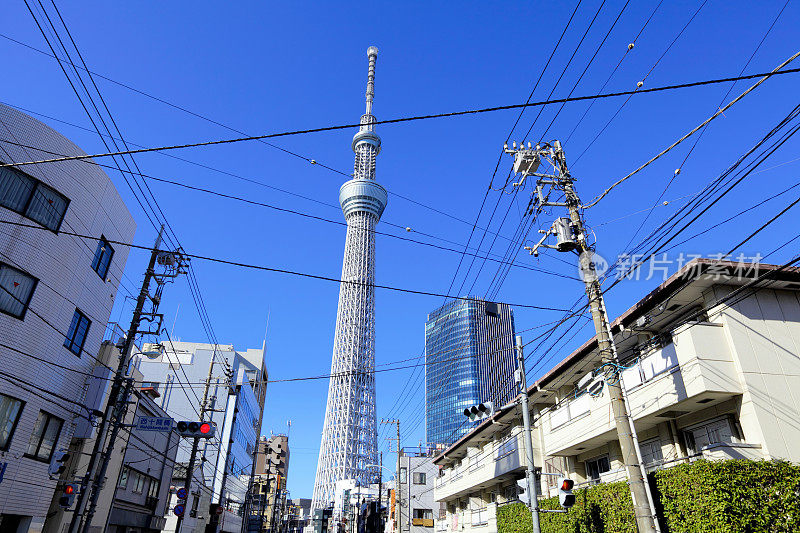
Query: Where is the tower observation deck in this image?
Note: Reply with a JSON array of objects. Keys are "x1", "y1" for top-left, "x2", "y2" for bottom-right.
[{"x1": 311, "y1": 46, "x2": 386, "y2": 512}]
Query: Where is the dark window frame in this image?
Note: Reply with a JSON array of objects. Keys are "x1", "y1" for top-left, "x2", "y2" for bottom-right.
[
  {"x1": 0, "y1": 162, "x2": 70, "y2": 233},
  {"x1": 64, "y1": 308, "x2": 91, "y2": 356},
  {"x1": 585, "y1": 454, "x2": 611, "y2": 482},
  {"x1": 118, "y1": 466, "x2": 130, "y2": 489},
  {"x1": 131, "y1": 470, "x2": 146, "y2": 494},
  {"x1": 0, "y1": 262, "x2": 39, "y2": 320},
  {"x1": 0, "y1": 393, "x2": 25, "y2": 451},
  {"x1": 147, "y1": 476, "x2": 160, "y2": 499},
  {"x1": 25, "y1": 410, "x2": 64, "y2": 462},
  {"x1": 91, "y1": 236, "x2": 114, "y2": 279}
]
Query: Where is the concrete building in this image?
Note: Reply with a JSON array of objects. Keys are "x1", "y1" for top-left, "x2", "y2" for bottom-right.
[
  {"x1": 433, "y1": 260, "x2": 800, "y2": 532},
  {"x1": 104, "y1": 387, "x2": 178, "y2": 533},
  {"x1": 425, "y1": 299, "x2": 517, "y2": 447},
  {"x1": 136, "y1": 341, "x2": 267, "y2": 533},
  {"x1": 42, "y1": 341, "x2": 178, "y2": 533},
  {"x1": 286, "y1": 498, "x2": 312, "y2": 533},
  {"x1": 391, "y1": 449, "x2": 437, "y2": 533},
  {"x1": 251, "y1": 434, "x2": 290, "y2": 532},
  {"x1": 0, "y1": 103, "x2": 136, "y2": 531}
]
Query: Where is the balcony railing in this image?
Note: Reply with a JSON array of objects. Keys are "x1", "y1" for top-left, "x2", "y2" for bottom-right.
[
  {"x1": 550, "y1": 346, "x2": 680, "y2": 430},
  {"x1": 470, "y1": 508, "x2": 488, "y2": 527}
]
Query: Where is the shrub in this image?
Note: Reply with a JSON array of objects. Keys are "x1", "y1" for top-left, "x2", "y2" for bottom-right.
[{"x1": 495, "y1": 460, "x2": 800, "y2": 533}]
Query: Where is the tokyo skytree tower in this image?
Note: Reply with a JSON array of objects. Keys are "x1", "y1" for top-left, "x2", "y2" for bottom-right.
[{"x1": 311, "y1": 46, "x2": 386, "y2": 511}]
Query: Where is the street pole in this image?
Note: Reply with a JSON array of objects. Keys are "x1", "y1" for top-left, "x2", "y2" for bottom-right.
[
  {"x1": 379, "y1": 419, "x2": 400, "y2": 533},
  {"x1": 68, "y1": 226, "x2": 165, "y2": 533},
  {"x1": 377, "y1": 452, "x2": 382, "y2": 533},
  {"x1": 394, "y1": 422, "x2": 401, "y2": 533},
  {"x1": 559, "y1": 143, "x2": 660, "y2": 533},
  {"x1": 510, "y1": 140, "x2": 659, "y2": 532},
  {"x1": 514, "y1": 335, "x2": 541, "y2": 533},
  {"x1": 177, "y1": 341, "x2": 221, "y2": 532}
]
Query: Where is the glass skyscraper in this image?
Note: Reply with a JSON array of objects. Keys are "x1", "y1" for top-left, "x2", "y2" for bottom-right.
[{"x1": 425, "y1": 298, "x2": 518, "y2": 446}]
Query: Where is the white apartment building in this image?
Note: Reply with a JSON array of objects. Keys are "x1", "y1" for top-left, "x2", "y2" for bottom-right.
[
  {"x1": 393, "y1": 450, "x2": 438, "y2": 533},
  {"x1": 136, "y1": 340, "x2": 267, "y2": 533},
  {"x1": 0, "y1": 103, "x2": 136, "y2": 532},
  {"x1": 433, "y1": 260, "x2": 800, "y2": 532}
]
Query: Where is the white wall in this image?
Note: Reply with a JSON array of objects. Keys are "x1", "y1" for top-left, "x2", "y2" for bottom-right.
[{"x1": 0, "y1": 103, "x2": 136, "y2": 528}]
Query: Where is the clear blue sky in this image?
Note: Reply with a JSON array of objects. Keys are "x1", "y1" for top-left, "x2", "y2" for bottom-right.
[{"x1": 3, "y1": 1, "x2": 800, "y2": 498}]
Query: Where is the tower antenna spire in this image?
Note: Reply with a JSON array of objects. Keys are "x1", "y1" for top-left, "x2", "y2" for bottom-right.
[{"x1": 365, "y1": 46, "x2": 378, "y2": 115}]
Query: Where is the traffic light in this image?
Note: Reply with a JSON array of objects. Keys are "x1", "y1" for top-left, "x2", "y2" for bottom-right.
[
  {"x1": 59, "y1": 483, "x2": 77, "y2": 508},
  {"x1": 558, "y1": 477, "x2": 575, "y2": 508},
  {"x1": 463, "y1": 402, "x2": 494, "y2": 422},
  {"x1": 176, "y1": 421, "x2": 216, "y2": 438},
  {"x1": 49, "y1": 449, "x2": 70, "y2": 478}
]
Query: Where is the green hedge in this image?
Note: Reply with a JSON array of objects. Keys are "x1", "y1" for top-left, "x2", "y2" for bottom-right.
[{"x1": 496, "y1": 460, "x2": 800, "y2": 533}]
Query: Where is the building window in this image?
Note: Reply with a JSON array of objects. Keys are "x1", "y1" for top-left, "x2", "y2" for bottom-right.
[
  {"x1": 0, "y1": 263, "x2": 38, "y2": 319},
  {"x1": 131, "y1": 470, "x2": 146, "y2": 493},
  {"x1": 585, "y1": 455, "x2": 611, "y2": 482},
  {"x1": 413, "y1": 472, "x2": 426, "y2": 485},
  {"x1": 413, "y1": 509, "x2": 433, "y2": 519},
  {"x1": 91, "y1": 237, "x2": 114, "y2": 279},
  {"x1": 639, "y1": 438, "x2": 664, "y2": 466},
  {"x1": 0, "y1": 163, "x2": 69, "y2": 232},
  {"x1": 25, "y1": 411, "x2": 63, "y2": 462},
  {"x1": 0, "y1": 393, "x2": 24, "y2": 450},
  {"x1": 470, "y1": 502, "x2": 487, "y2": 526},
  {"x1": 400, "y1": 467, "x2": 407, "y2": 483},
  {"x1": 683, "y1": 417, "x2": 736, "y2": 453},
  {"x1": 147, "y1": 477, "x2": 160, "y2": 499},
  {"x1": 64, "y1": 309, "x2": 91, "y2": 356},
  {"x1": 118, "y1": 466, "x2": 130, "y2": 489}
]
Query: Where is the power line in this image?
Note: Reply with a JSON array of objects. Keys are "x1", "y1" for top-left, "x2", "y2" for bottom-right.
[
  {"x1": 2, "y1": 67, "x2": 799, "y2": 170},
  {"x1": 0, "y1": 37, "x2": 516, "y2": 243},
  {"x1": 571, "y1": 0, "x2": 706, "y2": 166},
  {"x1": 582, "y1": 49, "x2": 800, "y2": 209},
  {"x1": 33, "y1": 1, "x2": 229, "y2": 373},
  {"x1": 601, "y1": 103, "x2": 800, "y2": 290},
  {"x1": 0, "y1": 136, "x2": 578, "y2": 282},
  {"x1": 0, "y1": 218, "x2": 573, "y2": 312},
  {"x1": 405, "y1": 2, "x2": 591, "y2": 440},
  {"x1": 564, "y1": 0, "x2": 665, "y2": 144},
  {"x1": 613, "y1": 0, "x2": 790, "y2": 254},
  {"x1": 1, "y1": 99, "x2": 544, "y2": 268}
]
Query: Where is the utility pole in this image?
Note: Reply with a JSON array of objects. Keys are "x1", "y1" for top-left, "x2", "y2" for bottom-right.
[
  {"x1": 176, "y1": 353, "x2": 224, "y2": 532},
  {"x1": 380, "y1": 419, "x2": 400, "y2": 533},
  {"x1": 69, "y1": 226, "x2": 186, "y2": 533},
  {"x1": 377, "y1": 451, "x2": 382, "y2": 533},
  {"x1": 505, "y1": 140, "x2": 660, "y2": 533},
  {"x1": 514, "y1": 335, "x2": 541, "y2": 533}
]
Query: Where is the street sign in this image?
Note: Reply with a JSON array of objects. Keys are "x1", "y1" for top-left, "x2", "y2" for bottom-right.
[
  {"x1": 176, "y1": 487, "x2": 188, "y2": 500},
  {"x1": 215, "y1": 505, "x2": 224, "y2": 515},
  {"x1": 174, "y1": 504, "x2": 185, "y2": 516},
  {"x1": 136, "y1": 416, "x2": 173, "y2": 432}
]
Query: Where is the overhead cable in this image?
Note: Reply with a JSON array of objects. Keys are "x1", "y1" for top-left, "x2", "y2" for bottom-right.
[{"x1": 1, "y1": 67, "x2": 798, "y2": 170}]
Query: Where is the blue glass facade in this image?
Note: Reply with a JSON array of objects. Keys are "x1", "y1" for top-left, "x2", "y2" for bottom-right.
[{"x1": 425, "y1": 298, "x2": 517, "y2": 446}]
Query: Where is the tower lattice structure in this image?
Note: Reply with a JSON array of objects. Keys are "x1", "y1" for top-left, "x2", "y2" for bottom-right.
[{"x1": 311, "y1": 46, "x2": 386, "y2": 512}]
